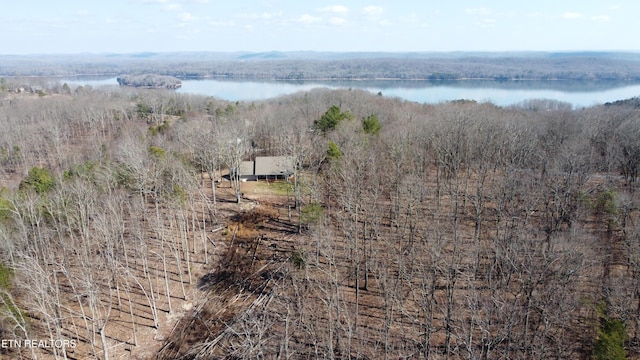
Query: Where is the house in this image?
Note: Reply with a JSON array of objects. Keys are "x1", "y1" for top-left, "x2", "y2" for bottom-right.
[{"x1": 236, "y1": 156, "x2": 294, "y2": 181}]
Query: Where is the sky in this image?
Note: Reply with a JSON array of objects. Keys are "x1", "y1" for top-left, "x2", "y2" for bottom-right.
[{"x1": 0, "y1": 0, "x2": 637, "y2": 54}]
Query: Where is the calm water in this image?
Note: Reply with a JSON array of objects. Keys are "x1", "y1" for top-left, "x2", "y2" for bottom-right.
[{"x1": 59, "y1": 76, "x2": 640, "y2": 108}]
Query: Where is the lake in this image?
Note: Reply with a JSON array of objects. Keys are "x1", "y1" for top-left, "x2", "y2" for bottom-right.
[{"x1": 59, "y1": 76, "x2": 640, "y2": 108}]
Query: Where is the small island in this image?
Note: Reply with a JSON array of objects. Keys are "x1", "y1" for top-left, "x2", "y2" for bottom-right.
[{"x1": 116, "y1": 74, "x2": 182, "y2": 89}]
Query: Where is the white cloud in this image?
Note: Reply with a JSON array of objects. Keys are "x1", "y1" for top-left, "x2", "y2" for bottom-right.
[
  {"x1": 395, "y1": 13, "x2": 428, "y2": 29},
  {"x1": 464, "y1": 7, "x2": 502, "y2": 29},
  {"x1": 592, "y1": 15, "x2": 611, "y2": 22},
  {"x1": 297, "y1": 14, "x2": 322, "y2": 24},
  {"x1": 562, "y1": 12, "x2": 583, "y2": 19},
  {"x1": 318, "y1": 5, "x2": 349, "y2": 14},
  {"x1": 501, "y1": 11, "x2": 516, "y2": 18},
  {"x1": 466, "y1": 7, "x2": 499, "y2": 28},
  {"x1": 363, "y1": 6, "x2": 383, "y2": 16},
  {"x1": 466, "y1": 7, "x2": 492, "y2": 16},
  {"x1": 399, "y1": 13, "x2": 421, "y2": 26},
  {"x1": 140, "y1": 0, "x2": 208, "y2": 5},
  {"x1": 526, "y1": 11, "x2": 545, "y2": 19},
  {"x1": 239, "y1": 12, "x2": 282, "y2": 20},
  {"x1": 178, "y1": 12, "x2": 197, "y2": 21},
  {"x1": 208, "y1": 20, "x2": 235, "y2": 27},
  {"x1": 163, "y1": 4, "x2": 183, "y2": 11},
  {"x1": 476, "y1": 18, "x2": 496, "y2": 28},
  {"x1": 329, "y1": 17, "x2": 346, "y2": 25}
]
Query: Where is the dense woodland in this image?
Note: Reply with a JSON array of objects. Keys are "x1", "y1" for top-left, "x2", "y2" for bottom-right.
[
  {"x1": 116, "y1": 74, "x2": 182, "y2": 89},
  {"x1": 0, "y1": 76, "x2": 640, "y2": 359},
  {"x1": 3, "y1": 51, "x2": 640, "y2": 82}
]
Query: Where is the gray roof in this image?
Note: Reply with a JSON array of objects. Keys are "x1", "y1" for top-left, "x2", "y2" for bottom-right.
[
  {"x1": 239, "y1": 161, "x2": 254, "y2": 176},
  {"x1": 235, "y1": 156, "x2": 293, "y2": 178},
  {"x1": 254, "y1": 156, "x2": 293, "y2": 176}
]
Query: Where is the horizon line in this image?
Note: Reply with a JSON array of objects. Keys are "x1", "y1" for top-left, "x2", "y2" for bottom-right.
[{"x1": 2, "y1": 49, "x2": 640, "y2": 57}]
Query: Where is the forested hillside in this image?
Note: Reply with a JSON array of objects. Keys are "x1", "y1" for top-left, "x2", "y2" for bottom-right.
[
  {"x1": 2, "y1": 51, "x2": 640, "y2": 81},
  {"x1": 116, "y1": 74, "x2": 182, "y2": 89},
  {"x1": 1, "y1": 79, "x2": 640, "y2": 359}
]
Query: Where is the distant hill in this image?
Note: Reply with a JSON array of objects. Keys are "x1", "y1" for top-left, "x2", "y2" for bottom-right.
[
  {"x1": 3, "y1": 51, "x2": 640, "y2": 81},
  {"x1": 237, "y1": 51, "x2": 289, "y2": 60}
]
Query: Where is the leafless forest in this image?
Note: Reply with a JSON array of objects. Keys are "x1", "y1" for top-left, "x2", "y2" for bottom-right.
[
  {"x1": 1, "y1": 77, "x2": 640, "y2": 359},
  {"x1": 3, "y1": 51, "x2": 640, "y2": 81}
]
